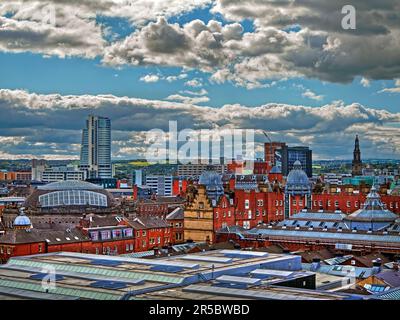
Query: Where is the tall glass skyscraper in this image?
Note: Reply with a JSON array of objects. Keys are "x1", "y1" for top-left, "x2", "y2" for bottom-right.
[{"x1": 80, "y1": 115, "x2": 112, "y2": 179}]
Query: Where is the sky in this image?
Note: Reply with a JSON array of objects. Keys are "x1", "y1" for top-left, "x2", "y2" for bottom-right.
[{"x1": 0, "y1": 0, "x2": 400, "y2": 161}]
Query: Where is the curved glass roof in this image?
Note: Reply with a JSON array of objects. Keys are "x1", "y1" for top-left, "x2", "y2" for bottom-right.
[
  {"x1": 38, "y1": 190, "x2": 108, "y2": 208},
  {"x1": 38, "y1": 180, "x2": 103, "y2": 191},
  {"x1": 346, "y1": 186, "x2": 397, "y2": 222}
]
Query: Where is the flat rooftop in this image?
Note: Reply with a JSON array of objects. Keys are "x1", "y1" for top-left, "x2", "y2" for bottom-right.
[
  {"x1": 0, "y1": 250, "x2": 302, "y2": 300},
  {"x1": 133, "y1": 283, "x2": 354, "y2": 301},
  {"x1": 0, "y1": 250, "x2": 360, "y2": 300}
]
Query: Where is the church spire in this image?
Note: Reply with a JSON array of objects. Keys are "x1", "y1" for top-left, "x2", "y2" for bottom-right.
[{"x1": 352, "y1": 134, "x2": 362, "y2": 176}]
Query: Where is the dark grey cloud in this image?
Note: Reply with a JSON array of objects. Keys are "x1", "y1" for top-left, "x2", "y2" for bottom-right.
[
  {"x1": 1, "y1": 1, "x2": 400, "y2": 85},
  {"x1": 0, "y1": 89, "x2": 399, "y2": 159}
]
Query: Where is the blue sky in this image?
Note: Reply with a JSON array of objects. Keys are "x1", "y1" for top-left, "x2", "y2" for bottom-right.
[
  {"x1": 1, "y1": 51, "x2": 398, "y2": 111},
  {"x1": 0, "y1": 1, "x2": 399, "y2": 160}
]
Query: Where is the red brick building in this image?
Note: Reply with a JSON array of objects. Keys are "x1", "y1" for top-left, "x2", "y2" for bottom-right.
[
  {"x1": 227, "y1": 160, "x2": 269, "y2": 175},
  {"x1": 234, "y1": 188, "x2": 285, "y2": 229},
  {"x1": 126, "y1": 216, "x2": 172, "y2": 252},
  {"x1": 311, "y1": 193, "x2": 400, "y2": 215},
  {"x1": 172, "y1": 178, "x2": 190, "y2": 196},
  {"x1": 213, "y1": 194, "x2": 236, "y2": 231},
  {"x1": 166, "y1": 207, "x2": 185, "y2": 244}
]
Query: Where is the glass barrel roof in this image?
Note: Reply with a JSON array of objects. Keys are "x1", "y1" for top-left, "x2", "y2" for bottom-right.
[{"x1": 38, "y1": 180, "x2": 104, "y2": 191}]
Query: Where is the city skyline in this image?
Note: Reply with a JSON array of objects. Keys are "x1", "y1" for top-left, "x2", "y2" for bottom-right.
[{"x1": 0, "y1": 1, "x2": 399, "y2": 161}]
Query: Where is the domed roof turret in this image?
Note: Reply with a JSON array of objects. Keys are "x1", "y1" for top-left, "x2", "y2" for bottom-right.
[
  {"x1": 199, "y1": 171, "x2": 223, "y2": 189},
  {"x1": 346, "y1": 185, "x2": 397, "y2": 222},
  {"x1": 14, "y1": 207, "x2": 32, "y2": 228},
  {"x1": 285, "y1": 161, "x2": 311, "y2": 195},
  {"x1": 198, "y1": 171, "x2": 224, "y2": 204}
]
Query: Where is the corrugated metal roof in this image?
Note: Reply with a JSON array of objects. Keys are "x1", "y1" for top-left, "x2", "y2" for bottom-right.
[
  {"x1": 324, "y1": 255, "x2": 354, "y2": 265},
  {"x1": 247, "y1": 228, "x2": 400, "y2": 243},
  {"x1": 215, "y1": 275, "x2": 262, "y2": 285},
  {"x1": 250, "y1": 269, "x2": 294, "y2": 277},
  {"x1": 180, "y1": 255, "x2": 233, "y2": 263},
  {"x1": 375, "y1": 287, "x2": 400, "y2": 300}
]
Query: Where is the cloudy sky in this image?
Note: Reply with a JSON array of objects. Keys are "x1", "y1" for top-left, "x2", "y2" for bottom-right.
[{"x1": 0, "y1": 0, "x2": 400, "y2": 160}]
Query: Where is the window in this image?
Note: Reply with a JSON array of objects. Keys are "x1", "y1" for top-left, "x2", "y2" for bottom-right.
[
  {"x1": 100, "y1": 230, "x2": 111, "y2": 240},
  {"x1": 347, "y1": 201, "x2": 351, "y2": 208},
  {"x1": 245, "y1": 200, "x2": 250, "y2": 209},
  {"x1": 256, "y1": 210, "x2": 260, "y2": 216},
  {"x1": 90, "y1": 231, "x2": 99, "y2": 241},
  {"x1": 293, "y1": 200, "x2": 297, "y2": 205},
  {"x1": 199, "y1": 202, "x2": 205, "y2": 209},
  {"x1": 228, "y1": 211, "x2": 231, "y2": 217},
  {"x1": 124, "y1": 229, "x2": 133, "y2": 237},
  {"x1": 335, "y1": 201, "x2": 339, "y2": 207},
  {"x1": 112, "y1": 229, "x2": 122, "y2": 239},
  {"x1": 38, "y1": 190, "x2": 107, "y2": 208}
]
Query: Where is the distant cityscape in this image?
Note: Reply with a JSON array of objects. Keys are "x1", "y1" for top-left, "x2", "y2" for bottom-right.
[{"x1": 0, "y1": 114, "x2": 399, "y2": 301}]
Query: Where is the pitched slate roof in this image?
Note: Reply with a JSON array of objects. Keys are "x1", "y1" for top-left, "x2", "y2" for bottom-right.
[
  {"x1": 0, "y1": 228, "x2": 88, "y2": 245},
  {"x1": 375, "y1": 270, "x2": 400, "y2": 287},
  {"x1": 166, "y1": 207, "x2": 184, "y2": 220},
  {"x1": 125, "y1": 216, "x2": 169, "y2": 230}
]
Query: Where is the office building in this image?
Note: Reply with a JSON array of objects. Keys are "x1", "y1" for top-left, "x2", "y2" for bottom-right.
[
  {"x1": 264, "y1": 143, "x2": 312, "y2": 177},
  {"x1": 264, "y1": 142, "x2": 286, "y2": 172},
  {"x1": 145, "y1": 175, "x2": 173, "y2": 196},
  {"x1": 134, "y1": 169, "x2": 143, "y2": 186},
  {"x1": 282, "y1": 146, "x2": 313, "y2": 177},
  {"x1": 41, "y1": 165, "x2": 87, "y2": 183},
  {"x1": 0, "y1": 171, "x2": 31, "y2": 182},
  {"x1": 80, "y1": 115, "x2": 112, "y2": 179},
  {"x1": 177, "y1": 163, "x2": 226, "y2": 178},
  {"x1": 31, "y1": 159, "x2": 46, "y2": 181}
]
